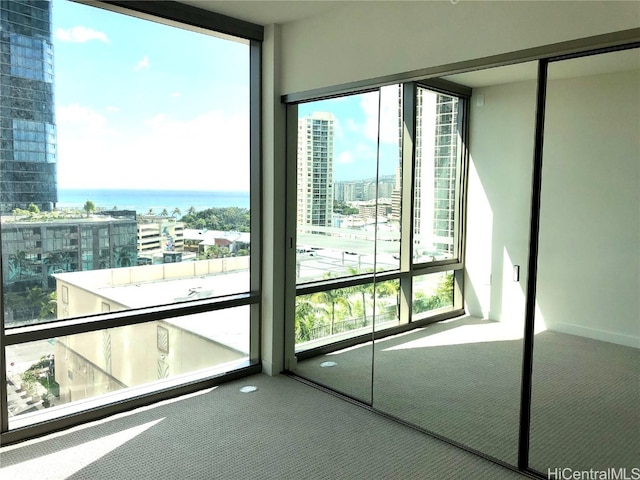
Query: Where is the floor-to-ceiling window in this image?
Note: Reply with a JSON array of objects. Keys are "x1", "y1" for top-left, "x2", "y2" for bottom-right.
[
  {"x1": 1, "y1": 0, "x2": 262, "y2": 443},
  {"x1": 285, "y1": 81, "x2": 468, "y2": 404}
]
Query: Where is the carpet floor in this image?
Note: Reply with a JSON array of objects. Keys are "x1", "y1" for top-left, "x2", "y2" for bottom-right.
[{"x1": 0, "y1": 373, "x2": 530, "y2": 480}]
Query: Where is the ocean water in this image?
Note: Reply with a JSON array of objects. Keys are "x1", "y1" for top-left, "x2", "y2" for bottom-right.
[{"x1": 57, "y1": 189, "x2": 250, "y2": 214}]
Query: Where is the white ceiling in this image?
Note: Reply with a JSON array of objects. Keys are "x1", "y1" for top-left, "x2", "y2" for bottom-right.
[
  {"x1": 179, "y1": 0, "x2": 347, "y2": 25},
  {"x1": 178, "y1": 1, "x2": 639, "y2": 88}
]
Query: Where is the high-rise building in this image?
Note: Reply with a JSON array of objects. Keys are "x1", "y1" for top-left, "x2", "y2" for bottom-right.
[
  {"x1": 1, "y1": 213, "x2": 138, "y2": 326},
  {"x1": 0, "y1": 0, "x2": 57, "y2": 214},
  {"x1": 414, "y1": 89, "x2": 459, "y2": 256},
  {"x1": 297, "y1": 112, "x2": 335, "y2": 227}
]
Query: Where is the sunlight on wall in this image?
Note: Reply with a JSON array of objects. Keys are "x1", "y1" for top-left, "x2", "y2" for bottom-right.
[
  {"x1": 500, "y1": 247, "x2": 526, "y2": 326},
  {"x1": 464, "y1": 155, "x2": 493, "y2": 320}
]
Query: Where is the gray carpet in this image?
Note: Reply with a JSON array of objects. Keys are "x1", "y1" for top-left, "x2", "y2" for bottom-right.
[
  {"x1": 294, "y1": 317, "x2": 640, "y2": 471},
  {"x1": 0, "y1": 374, "x2": 528, "y2": 480}
]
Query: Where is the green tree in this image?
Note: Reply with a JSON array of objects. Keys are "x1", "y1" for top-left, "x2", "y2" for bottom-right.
[
  {"x1": 160, "y1": 208, "x2": 169, "y2": 217},
  {"x1": 39, "y1": 291, "x2": 57, "y2": 320},
  {"x1": 375, "y1": 279, "x2": 400, "y2": 320},
  {"x1": 83, "y1": 200, "x2": 96, "y2": 217},
  {"x1": 435, "y1": 273, "x2": 454, "y2": 306},
  {"x1": 333, "y1": 200, "x2": 359, "y2": 215},
  {"x1": 180, "y1": 207, "x2": 250, "y2": 232},
  {"x1": 295, "y1": 298, "x2": 325, "y2": 343},
  {"x1": 28, "y1": 203, "x2": 40, "y2": 215},
  {"x1": 172, "y1": 207, "x2": 182, "y2": 219},
  {"x1": 311, "y1": 287, "x2": 352, "y2": 336},
  {"x1": 8, "y1": 251, "x2": 30, "y2": 280},
  {"x1": 21, "y1": 369, "x2": 38, "y2": 392}
]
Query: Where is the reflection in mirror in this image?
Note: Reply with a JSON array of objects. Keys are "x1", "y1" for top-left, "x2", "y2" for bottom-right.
[
  {"x1": 295, "y1": 89, "x2": 400, "y2": 285},
  {"x1": 529, "y1": 48, "x2": 640, "y2": 472},
  {"x1": 373, "y1": 65, "x2": 537, "y2": 466},
  {"x1": 294, "y1": 277, "x2": 402, "y2": 403},
  {"x1": 292, "y1": 89, "x2": 385, "y2": 403},
  {"x1": 413, "y1": 89, "x2": 459, "y2": 263}
]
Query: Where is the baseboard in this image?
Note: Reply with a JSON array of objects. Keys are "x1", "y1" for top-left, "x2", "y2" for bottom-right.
[
  {"x1": 547, "y1": 322, "x2": 640, "y2": 348},
  {"x1": 261, "y1": 360, "x2": 277, "y2": 376}
]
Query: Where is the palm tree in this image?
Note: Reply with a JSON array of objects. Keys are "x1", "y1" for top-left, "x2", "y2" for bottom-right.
[
  {"x1": 160, "y1": 208, "x2": 169, "y2": 217},
  {"x1": 8, "y1": 251, "x2": 30, "y2": 280},
  {"x1": 39, "y1": 291, "x2": 57, "y2": 320},
  {"x1": 311, "y1": 287, "x2": 352, "y2": 336},
  {"x1": 44, "y1": 252, "x2": 65, "y2": 275},
  {"x1": 295, "y1": 298, "x2": 323, "y2": 342},
  {"x1": 374, "y1": 279, "x2": 400, "y2": 322},
  {"x1": 172, "y1": 207, "x2": 181, "y2": 219},
  {"x1": 83, "y1": 200, "x2": 96, "y2": 217}
]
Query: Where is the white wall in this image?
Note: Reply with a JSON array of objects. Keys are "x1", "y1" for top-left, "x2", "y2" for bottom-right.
[
  {"x1": 464, "y1": 66, "x2": 640, "y2": 348},
  {"x1": 536, "y1": 68, "x2": 640, "y2": 347},
  {"x1": 279, "y1": 1, "x2": 640, "y2": 95},
  {"x1": 464, "y1": 77, "x2": 536, "y2": 326}
]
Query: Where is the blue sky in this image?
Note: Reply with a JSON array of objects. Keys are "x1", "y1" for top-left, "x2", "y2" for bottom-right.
[
  {"x1": 52, "y1": 0, "x2": 398, "y2": 190},
  {"x1": 298, "y1": 87, "x2": 400, "y2": 182}
]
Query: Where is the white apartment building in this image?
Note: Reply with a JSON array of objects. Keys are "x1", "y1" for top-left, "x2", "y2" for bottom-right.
[{"x1": 297, "y1": 112, "x2": 335, "y2": 227}]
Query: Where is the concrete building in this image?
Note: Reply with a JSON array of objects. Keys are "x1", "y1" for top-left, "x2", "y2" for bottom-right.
[
  {"x1": 137, "y1": 216, "x2": 185, "y2": 254},
  {"x1": 52, "y1": 258, "x2": 250, "y2": 405},
  {"x1": 1, "y1": 212, "x2": 137, "y2": 325},
  {"x1": 297, "y1": 112, "x2": 335, "y2": 227}
]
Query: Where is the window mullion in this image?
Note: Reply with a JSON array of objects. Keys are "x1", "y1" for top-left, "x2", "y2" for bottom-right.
[{"x1": 399, "y1": 83, "x2": 417, "y2": 326}]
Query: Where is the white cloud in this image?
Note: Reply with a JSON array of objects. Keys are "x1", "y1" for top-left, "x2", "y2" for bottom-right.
[
  {"x1": 134, "y1": 56, "x2": 150, "y2": 71},
  {"x1": 171, "y1": 92, "x2": 181, "y2": 98},
  {"x1": 55, "y1": 26, "x2": 109, "y2": 43},
  {"x1": 56, "y1": 108, "x2": 250, "y2": 191},
  {"x1": 56, "y1": 104, "x2": 117, "y2": 136},
  {"x1": 362, "y1": 85, "x2": 400, "y2": 145},
  {"x1": 106, "y1": 106, "x2": 120, "y2": 112},
  {"x1": 338, "y1": 151, "x2": 354, "y2": 164}
]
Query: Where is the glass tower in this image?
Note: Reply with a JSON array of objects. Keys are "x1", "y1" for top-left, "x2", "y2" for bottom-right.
[{"x1": 0, "y1": 0, "x2": 57, "y2": 214}]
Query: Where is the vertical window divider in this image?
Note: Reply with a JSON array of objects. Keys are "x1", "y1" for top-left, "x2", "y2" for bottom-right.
[
  {"x1": 249, "y1": 38, "x2": 262, "y2": 365},
  {"x1": 453, "y1": 95, "x2": 470, "y2": 311},
  {"x1": 0, "y1": 254, "x2": 7, "y2": 432},
  {"x1": 284, "y1": 103, "x2": 299, "y2": 370},
  {"x1": 398, "y1": 83, "x2": 417, "y2": 326},
  {"x1": 370, "y1": 87, "x2": 383, "y2": 403}
]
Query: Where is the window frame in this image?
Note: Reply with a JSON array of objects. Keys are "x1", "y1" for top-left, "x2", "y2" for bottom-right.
[
  {"x1": 0, "y1": 0, "x2": 263, "y2": 445},
  {"x1": 284, "y1": 80, "x2": 470, "y2": 365}
]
